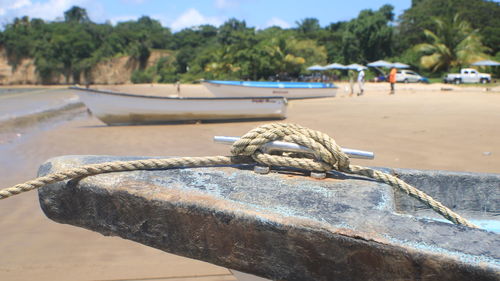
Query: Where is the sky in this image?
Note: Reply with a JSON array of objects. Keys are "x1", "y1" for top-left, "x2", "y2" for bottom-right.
[{"x1": 0, "y1": 0, "x2": 412, "y2": 31}]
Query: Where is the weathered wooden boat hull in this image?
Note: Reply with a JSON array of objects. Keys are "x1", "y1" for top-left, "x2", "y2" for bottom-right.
[
  {"x1": 38, "y1": 156, "x2": 500, "y2": 281},
  {"x1": 202, "y1": 81, "x2": 337, "y2": 99},
  {"x1": 71, "y1": 87, "x2": 287, "y2": 125}
]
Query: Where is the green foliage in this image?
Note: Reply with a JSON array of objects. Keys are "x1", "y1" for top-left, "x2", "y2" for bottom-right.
[
  {"x1": 0, "y1": 7, "x2": 173, "y2": 84},
  {"x1": 154, "y1": 57, "x2": 179, "y2": 83},
  {"x1": 413, "y1": 14, "x2": 490, "y2": 72},
  {"x1": 131, "y1": 68, "x2": 155, "y2": 83},
  {"x1": 0, "y1": 1, "x2": 497, "y2": 84},
  {"x1": 295, "y1": 18, "x2": 322, "y2": 40},
  {"x1": 171, "y1": 25, "x2": 217, "y2": 49},
  {"x1": 340, "y1": 5, "x2": 395, "y2": 63},
  {"x1": 195, "y1": 26, "x2": 326, "y2": 81},
  {"x1": 491, "y1": 51, "x2": 500, "y2": 78},
  {"x1": 398, "y1": 0, "x2": 500, "y2": 54},
  {"x1": 112, "y1": 16, "x2": 172, "y2": 68},
  {"x1": 64, "y1": 6, "x2": 90, "y2": 23},
  {"x1": 2, "y1": 16, "x2": 38, "y2": 68}
]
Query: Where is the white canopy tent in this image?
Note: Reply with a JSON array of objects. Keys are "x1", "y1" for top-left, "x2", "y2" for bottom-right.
[
  {"x1": 345, "y1": 63, "x2": 367, "y2": 70},
  {"x1": 306, "y1": 65, "x2": 327, "y2": 71},
  {"x1": 367, "y1": 60, "x2": 393, "y2": 68},
  {"x1": 324, "y1": 63, "x2": 346, "y2": 70},
  {"x1": 392, "y1": 62, "x2": 410, "y2": 69},
  {"x1": 367, "y1": 60, "x2": 410, "y2": 69}
]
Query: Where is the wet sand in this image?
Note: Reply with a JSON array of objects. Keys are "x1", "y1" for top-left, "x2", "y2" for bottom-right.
[{"x1": 0, "y1": 82, "x2": 499, "y2": 280}]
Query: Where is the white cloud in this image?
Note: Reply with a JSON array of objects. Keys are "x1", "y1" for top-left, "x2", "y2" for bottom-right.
[
  {"x1": 11, "y1": 0, "x2": 32, "y2": 10},
  {"x1": 0, "y1": 0, "x2": 110, "y2": 25},
  {"x1": 0, "y1": 0, "x2": 90, "y2": 22},
  {"x1": 171, "y1": 8, "x2": 223, "y2": 31},
  {"x1": 265, "y1": 17, "x2": 291, "y2": 29},
  {"x1": 25, "y1": 0, "x2": 88, "y2": 20},
  {"x1": 0, "y1": 0, "x2": 31, "y2": 16}
]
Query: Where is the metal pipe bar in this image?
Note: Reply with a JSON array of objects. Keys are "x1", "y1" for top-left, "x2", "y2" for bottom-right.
[{"x1": 214, "y1": 136, "x2": 374, "y2": 160}]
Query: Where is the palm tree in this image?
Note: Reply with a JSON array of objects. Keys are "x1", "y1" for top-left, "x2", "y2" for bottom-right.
[
  {"x1": 204, "y1": 47, "x2": 240, "y2": 79},
  {"x1": 414, "y1": 14, "x2": 490, "y2": 72},
  {"x1": 264, "y1": 38, "x2": 306, "y2": 76}
]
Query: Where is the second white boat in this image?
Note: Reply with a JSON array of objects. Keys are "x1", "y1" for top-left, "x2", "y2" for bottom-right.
[{"x1": 202, "y1": 80, "x2": 337, "y2": 99}]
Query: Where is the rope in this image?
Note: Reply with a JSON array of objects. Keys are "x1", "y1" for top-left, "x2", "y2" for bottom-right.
[
  {"x1": 0, "y1": 156, "x2": 233, "y2": 199},
  {"x1": 0, "y1": 123, "x2": 477, "y2": 228}
]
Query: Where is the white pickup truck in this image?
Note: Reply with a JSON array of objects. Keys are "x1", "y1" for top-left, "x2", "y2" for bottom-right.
[{"x1": 443, "y1": 68, "x2": 491, "y2": 84}]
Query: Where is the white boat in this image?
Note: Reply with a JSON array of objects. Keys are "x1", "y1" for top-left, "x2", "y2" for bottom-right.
[
  {"x1": 70, "y1": 87, "x2": 287, "y2": 125},
  {"x1": 202, "y1": 80, "x2": 337, "y2": 99}
]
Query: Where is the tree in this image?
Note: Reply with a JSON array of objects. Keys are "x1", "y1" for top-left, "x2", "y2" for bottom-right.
[
  {"x1": 398, "y1": 0, "x2": 500, "y2": 54},
  {"x1": 35, "y1": 22, "x2": 96, "y2": 83},
  {"x1": 261, "y1": 37, "x2": 304, "y2": 79},
  {"x1": 295, "y1": 18, "x2": 321, "y2": 40},
  {"x1": 171, "y1": 25, "x2": 217, "y2": 49},
  {"x1": 320, "y1": 22, "x2": 345, "y2": 63},
  {"x1": 340, "y1": 5, "x2": 395, "y2": 63},
  {"x1": 64, "y1": 6, "x2": 90, "y2": 23},
  {"x1": 217, "y1": 18, "x2": 249, "y2": 45},
  {"x1": 112, "y1": 16, "x2": 172, "y2": 68},
  {"x1": 2, "y1": 16, "x2": 37, "y2": 67},
  {"x1": 413, "y1": 14, "x2": 490, "y2": 72},
  {"x1": 1, "y1": 1, "x2": 496, "y2": 84}
]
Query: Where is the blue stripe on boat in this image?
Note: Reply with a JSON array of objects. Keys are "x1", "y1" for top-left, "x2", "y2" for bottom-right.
[{"x1": 206, "y1": 80, "x2": 336, "y2": 89}]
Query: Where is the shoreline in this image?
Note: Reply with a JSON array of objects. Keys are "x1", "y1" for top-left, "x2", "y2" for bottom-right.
[
  {"x1": 0, "y1": 81, "x2": 500, "y2": 93},
  {"x1": 0, "y1": 88, "x2": 87, "y2": 146}
]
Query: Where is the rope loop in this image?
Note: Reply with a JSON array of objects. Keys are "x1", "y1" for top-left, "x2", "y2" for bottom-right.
[{"x1": 230, "y1": 123, "x2": 350, "y2": 172}]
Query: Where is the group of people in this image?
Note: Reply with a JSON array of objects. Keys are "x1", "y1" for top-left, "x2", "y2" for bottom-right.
[{"x1": 348, "y1": 67, "x2": 398, "y2": 96}]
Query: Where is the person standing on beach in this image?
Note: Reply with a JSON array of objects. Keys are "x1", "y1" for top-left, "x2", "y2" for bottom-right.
[
  {"x1": 175, "y1": 81, "x2": 181, "y2": 95},
  {"x1": 389, "y1": 67, "x2": 397, "y2": 94},
  {"x1": 357, "y1": 68, "x2": 365, "y2": 96},
  {"x1": 348, "y1": 69, "x2": 355, "y2": 96}
]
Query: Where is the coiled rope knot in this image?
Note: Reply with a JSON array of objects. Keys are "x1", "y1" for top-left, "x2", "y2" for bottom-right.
[
  {"x1": 230, "y1": 123, "x2": 477, "y2": 228},
  {"x1": 230, "y1": 123, "x2": 351, "y2": 173}
]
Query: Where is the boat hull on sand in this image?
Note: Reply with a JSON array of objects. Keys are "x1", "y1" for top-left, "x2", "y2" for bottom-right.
[
  {"x1": 202, "y1": 80, "x2": 337, "y2": 99},
  {"x1": 71, "y1": 87, "x2": 287, "y2": 125}
]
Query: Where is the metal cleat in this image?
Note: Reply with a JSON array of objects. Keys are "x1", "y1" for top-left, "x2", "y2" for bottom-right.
[{"x1": 214, "y1": 136, "x2": 374, "y2": 160}]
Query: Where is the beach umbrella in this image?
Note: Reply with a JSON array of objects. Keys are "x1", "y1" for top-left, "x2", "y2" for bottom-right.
[
  {"x1": 307, "y1": 65, "x2": 326, "y2": 71},
  {"x1": 471, "y1": 60, "x2": 500, "y2": 66},
  {"x1": 392, "y1": 62, "x2": 410, "y2": 69},
  {"x1": 345, "y1": 63, "x2": 367, "y2": 70},
  {"x1": 367, "y1": 60, "x2": 393, "y2": 68},
  {"x1": 324, "y1": 63, "x2": 346, "y2": 70}
]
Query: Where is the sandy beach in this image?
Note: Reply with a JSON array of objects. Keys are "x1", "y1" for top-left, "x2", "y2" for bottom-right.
[{"x1": 0, "y1": 82, "x2": 499, "y2": 280}]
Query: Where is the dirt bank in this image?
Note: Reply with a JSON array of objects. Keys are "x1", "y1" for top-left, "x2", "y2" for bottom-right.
[{"x1": 0, "y1": 48, "x2": 171, "y2": 85}]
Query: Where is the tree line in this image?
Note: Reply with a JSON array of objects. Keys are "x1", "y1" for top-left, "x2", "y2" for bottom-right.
[{"x1": 0, "y1": 0, "x2": 498, "y2": 84}]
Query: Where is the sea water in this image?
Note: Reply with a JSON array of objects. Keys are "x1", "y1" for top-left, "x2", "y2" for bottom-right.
[
  {"x1": 0, "y1": 88, "x2": 80, "y2": 122},
  {"x1": 0, "y1": 87, "x2": 86, "y2": 146}
]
